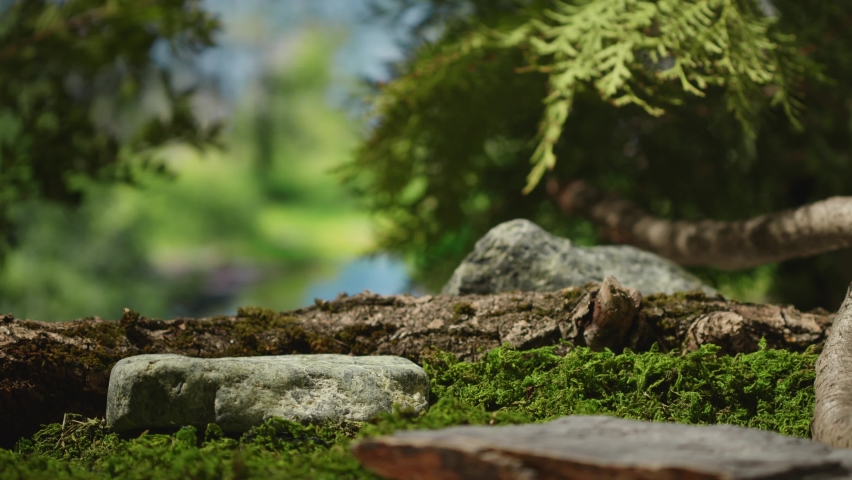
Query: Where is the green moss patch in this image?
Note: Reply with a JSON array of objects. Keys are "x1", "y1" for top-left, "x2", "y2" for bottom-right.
[{"x1": 2, "y1": 342, "x2": 818, "y2": 479}]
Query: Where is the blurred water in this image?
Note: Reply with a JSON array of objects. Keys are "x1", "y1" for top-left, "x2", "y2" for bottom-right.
[
  {"x1": 301, "y1": 255, "x2": 426, "y2": 306},
  {"x1": 204, "y1": 255, "x2": 428, "y2": 318}
]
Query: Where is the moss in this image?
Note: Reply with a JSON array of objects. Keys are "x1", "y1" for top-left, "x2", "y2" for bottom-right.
[
  {"x1": 4, "y1": 343, "x2": 817, "y2": 478},
  {"x1": 450, "y1": 302, "x2": 477, "y2": 323},
  {"x1": 429, "y1": 342, "x2": 816, "y2": 436},
  {"x1": 229, "y1": 307, "x2": 397, "y2": 356},
  {"x1": 118, "y1": 310, "x2": 140, "y2": 330},
  {"x1": 313, "y1": 299, "x2": 341, "y2": 314},
  {"x1": 335, "y1": 324, "x2": 398, "y2": 356},
  {"x1": 639, "y1": 291, "x2": 731, "y2": 351},
  {"x1": 236, "y1": 307, "x2": 300, "y2": 330},
  {"x1": 60, "y1": 323, "x2": 125, "y2": 350},
  {"x1": 9, "y1": 332, "x2": 121, "y2": 374},
  {"x1": 559, "y1": 288, "x2": 585, "y2": 303},
  {"x1": 451, "y1": 302, "x2": 476, "y2": 317},
  {"x1": 515, "y1": 301, "x2": 533, "y2": 312},
  {"x1": 642, "y1": 291, "x2": 721, "y2": 315},
  {"x1": 237, "y1": 306, "x2": 279, "y2": 324}
]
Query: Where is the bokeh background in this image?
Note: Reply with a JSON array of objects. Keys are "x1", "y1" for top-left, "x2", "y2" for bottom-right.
[
  {"x1": 0, "y1": 0, "x2": 426, "y2": 321},
  {"x1": 3, "y1": 0, "x2": 849, "y2": 322}
]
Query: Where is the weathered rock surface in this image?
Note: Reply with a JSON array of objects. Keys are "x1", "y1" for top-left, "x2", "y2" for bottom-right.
[
  {"x1": 106, "y1": 354, "x2": 429, "y2": 432},
  {"x1": 442, "y1": 219, "x2": 718, "y2": 297},
  {"x1": 354, "y1": 415, "x2": 852, "y2": 480}
]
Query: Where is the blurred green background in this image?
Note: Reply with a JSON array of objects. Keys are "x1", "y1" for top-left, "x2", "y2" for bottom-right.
[
  {"x1": 2, "y1": 0, "x2": 848, "y2": 322},
  {"x1": 0, "y1": 0, "x2": 423, "y2": 321}
]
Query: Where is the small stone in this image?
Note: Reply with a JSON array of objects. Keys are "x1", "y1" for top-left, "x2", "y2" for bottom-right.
[
  {"x1": 106, "y1": 354, "x2": 429, "y2": 433},
  {"x1": 442, "y1": 219, "x2": 717, "y2": 297},
  {"x1": 354, "y1": 415, "x2": 852, "y2": 480}
]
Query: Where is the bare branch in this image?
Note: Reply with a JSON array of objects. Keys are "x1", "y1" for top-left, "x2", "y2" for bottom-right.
[{"x1": 547, "y1": 178, "x2": 852, "y2": 270}]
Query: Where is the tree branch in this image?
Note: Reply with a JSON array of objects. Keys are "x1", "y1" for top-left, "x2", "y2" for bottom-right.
[{"x1": 547, "y1": 178, "x2": 852, "y2": 270}]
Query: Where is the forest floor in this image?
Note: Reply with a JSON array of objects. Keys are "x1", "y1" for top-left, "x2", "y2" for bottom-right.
[{"x1": 0, "y1": 342, "x2": 817, "y2": 479}]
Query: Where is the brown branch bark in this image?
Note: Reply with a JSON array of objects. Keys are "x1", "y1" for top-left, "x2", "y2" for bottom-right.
[
  {"x1": 547, "y1": 178, "x2": 852, "y2": 270},
  {"x1": 0, "y1": 283, "x2": 833, "y2": 449}
]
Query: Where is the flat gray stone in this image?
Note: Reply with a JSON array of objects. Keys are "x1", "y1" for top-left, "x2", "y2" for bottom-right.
[
  {"x1": 106, "y1": 354, "x2": 429, "y2": 433},
  {"x1": 442, "y1": 219, "x2": 717, "y2": 297},
  {"x1": 355, "y1": 415, "x2": 852, "y2": 480}
]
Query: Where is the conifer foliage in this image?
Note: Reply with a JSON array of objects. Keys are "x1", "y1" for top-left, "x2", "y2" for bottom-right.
[
  {"x1": 508, "y1": 0, "x2": 814, "y2": 193},
  {"x1": 339, "y1": 0, "x2": 852, "y2": 308}
]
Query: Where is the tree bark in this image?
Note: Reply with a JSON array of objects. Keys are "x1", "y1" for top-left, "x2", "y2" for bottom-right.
[
  {"x1": 0, "y1": 281, "x2": 832, "y2": 449},
  {"x1": 546, "y1": 178, "x2": 852, "y2": 270},
  {"x1": 813, "y1": 283, "x2": 852, "y2": 447}
]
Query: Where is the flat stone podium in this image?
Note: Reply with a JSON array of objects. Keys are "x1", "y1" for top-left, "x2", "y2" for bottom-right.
[{"x1": 354, "y1": 415, "x2": 852, "y2": 480}]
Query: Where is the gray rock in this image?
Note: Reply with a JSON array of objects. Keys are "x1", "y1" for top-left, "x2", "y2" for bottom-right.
[
  {"x1": 106, "y1": 354, "x2": 429, "y2": 433},
  {"x1": 355, "y1": 415, "x2": 852, "y2": 480},
  {"x1": 442, "y1": 219, "x2": 717, "y2": 297}
]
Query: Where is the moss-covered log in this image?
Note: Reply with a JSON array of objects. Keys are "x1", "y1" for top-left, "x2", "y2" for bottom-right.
[{"x1": 0, "y1": 281, "x2": 833, "y2": 448}]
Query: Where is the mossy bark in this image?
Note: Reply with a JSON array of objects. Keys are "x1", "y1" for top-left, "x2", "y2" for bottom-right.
[{"x1": 0, "y1": 282, "x2": 833, "y2": 448}]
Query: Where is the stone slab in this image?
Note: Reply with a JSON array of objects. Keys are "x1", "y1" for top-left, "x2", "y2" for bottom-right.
[
  {"x1": 354, "y1": 415, "x2": 852, "y2": 479},
  {"x1": 106, "y1": 354, "x2": 429, "y2": 433}
]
